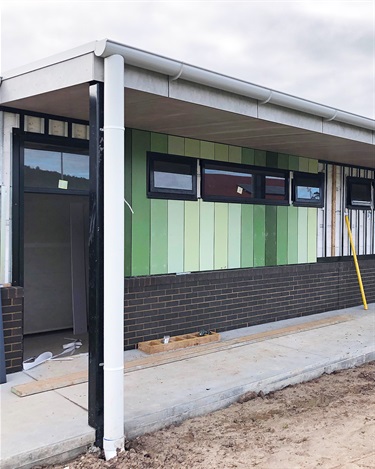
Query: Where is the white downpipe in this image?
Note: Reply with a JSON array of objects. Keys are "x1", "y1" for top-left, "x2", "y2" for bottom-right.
[{"x1": 103, "y1": 54, "x2": 125, "y2": 461}]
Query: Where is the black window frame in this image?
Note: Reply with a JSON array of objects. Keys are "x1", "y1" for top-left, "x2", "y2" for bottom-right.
[
  {"x1": 346, "y1": 176, "x2": 373, "y2": 210},
  {"x1": 147, "y1": 151, "x2": 198, "y2": 201},
  {"x1": 292, "y1": 171, "x2": 325, "y2": 208},
  {"x1": 200, "y1": 159, "x2": 289, "y2": 206}
]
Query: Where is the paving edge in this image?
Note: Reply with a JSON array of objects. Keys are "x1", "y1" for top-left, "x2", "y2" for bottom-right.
[
  {"x1": 1, "y1": 432, "x2": 95, "y2": 469},
  {"x1": 125, "y1": 349, "x2": 375, "y2": 439}
]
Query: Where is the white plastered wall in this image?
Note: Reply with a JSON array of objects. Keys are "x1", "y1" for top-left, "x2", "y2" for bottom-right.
[{"x1": 0, "y1": 112, "x2": 19, "y2": 284}]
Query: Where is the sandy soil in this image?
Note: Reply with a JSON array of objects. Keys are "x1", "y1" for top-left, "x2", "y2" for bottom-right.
[{"x1": 42, "y1": 361, "x2": 375, "y2": 469}]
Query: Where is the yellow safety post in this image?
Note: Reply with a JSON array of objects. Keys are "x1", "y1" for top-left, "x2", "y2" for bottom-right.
[{"x1": 344, "y1": 215, "x2": 368, "y2": 310}]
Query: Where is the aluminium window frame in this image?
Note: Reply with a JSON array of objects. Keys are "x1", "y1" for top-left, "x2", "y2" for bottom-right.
[
  {"x1": 147, "y1": 151, "x2": 198, "y2": 201},
  {"x1": 346, "y1": 176, "x2": 374, "y2": 210},
  {"x1": 200, "y1": 159, "x2": 290, "y2": 206}
]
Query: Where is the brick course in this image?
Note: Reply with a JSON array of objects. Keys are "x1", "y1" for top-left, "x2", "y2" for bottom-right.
[
  {"x1": 1, "y1": 286, "x2": 24, "y2": 373},
  {"x1": 124, "y1": 259, "x2": 375, "y2": 349}
]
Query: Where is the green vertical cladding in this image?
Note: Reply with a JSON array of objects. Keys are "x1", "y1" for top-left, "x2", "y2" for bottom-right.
[
  {"x1": 124, "y1": 128, "x2": 132, "y2": 276},
  {"x1": 184, "y1": 201, "x2": 200, "y2": 272},
  {"x1": 307, "y1": 208, "x2": 317, "y2": 263},
  {"x1": 214, "y1": 143, "x2": 229, "y2": 161},
  {"x1": 199, "y1": 200, "x2": 215, "y2": 271},
  {"x1": 168, "y1": 135, "x2": 185, "y2": 155},
  {"x1": 276, "y1": 206, "x2": 288, "y2": 265},
  {"x1": 131, "y1": 129, "x2": 151, "y2": 276},
  {"x1": 214, "y1": 203, "x2": 228, "y2": 269},
  {"x1": 229, "y1": 146, "x2": 242, "y2": 163},
  {"x1": 297, "y1": 207, "x2": 308, "y2": 263},
  {"x1": 241, "y1": 205, "x2": 253, "y2": 267},
  {"x1": 265, "y1": 205, "x2": 277, "y2": 266},
  {"x1": 253, "y1": 205, "x2": 265, "y2": 266},
  {"x1": 185, "y1": 138, "x2": 200, "y2": 158},
  {"x1": 299, "y1": 157, "x2": 309, "y2": 172},
  {"x1": 278, "y1": 153, "x2": 290, "y2": 170},
  {"x1": 266, "y1": 151, "x2": 278, "y2": 168},
  {"x1": 287, "y1": 206, "x2": 298, "y2": 264},
  {"x1": 308, "y1": 159, "x2": 318, "y2": 174},
  {"x1": 150, "y1": 133, "x2": 168, "y2": 275},
  {"x1": 200, "y1": 141, "x2": 215, "y2": 159},
  {"x1": 168, "y1": 200, "x2": 184, "y2": 273},
  {"x1": 228, "y1": 204, "x2": 241, "y2": 268},
  {"x1": 242, "y1": 148, "x2": 255, "y2": 165},
  {"x1": 289, "y1": 155, "x2": 299, "y2": 171},
  {"x1": 254, "y1": 149, "x2": 266, "y2": 167}
]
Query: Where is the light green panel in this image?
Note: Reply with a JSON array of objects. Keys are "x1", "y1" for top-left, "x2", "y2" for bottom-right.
[
  {"x1": 168, "y1": 200, "x2": 185, "y2": 273},
  {"x1": 254, "y1": 149, "x2": 266, "y2": 167},
  {"x1": 287, "y1": 206, "x2": 298, "y2": 264},
  {"x1": 265, "y1": 206, "x2": 277, "y2": 266},
  {"x1": 184, "y1": 201, "x2": 200, "y2": 272},
  {"x1": 150, "y1": 199, "x2": 168, "y2": 274},
  {"x1": 308, "y1": 159, "x2": 318, "y2": 174},
  {"x1": 124, "y1": 128, "x2": 132, "y2": 276},
  {"x1": 228, "y1": 204, "x2": 241, "y2": 268},
  {"x1": 131, "y1": 130, "x2": 151, "y2": 276},
  {"x1": 241, "y1": 205, "x2": 254, "y2": 267},
  {"x1": 242, "y1": 148, "x2": 255, "y2": 165},
  {"x1": 185, "y1": 138, "x2": 200, "y2": 157},
  {"x1": 199, "y1": 200, "x2": 215, "y2": 271},
  {"x1": 214, "y1": 203, "x2": 228, "y2": 269},
  {"x1": 307, "y1": 208, "x2": 317, "y2": 263},
  {"x1": 168, "y1": 135, "x2": 185, "y2": 155},
  {"x1": 299, "y1": 157, "x2": 309, "y2": 172},
  {"x1": 253, "y1": 205, "x2": 265, "y2": 266},
  {"x1": 214, "y1": 143, "x2": 229, "y2": 161},
  {"x1": 276, "y1": 206, "x2": 288, "y2": 265},
  {"x1": 228, "y1": 146, "x2": 242, "y2": 163},
  {"x1": 289, "y1": 155, "x2": 299, "y2": 171},
  {"x1": 200, "y1": 141, "x2": 215, "y2": 159},
  {"x1": 297, "y1": 207, "x2": 308, "y2": 263}
]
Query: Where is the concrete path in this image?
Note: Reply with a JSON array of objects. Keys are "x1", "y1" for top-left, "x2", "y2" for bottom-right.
[{"x1": 1, "y1": 304, "x2": 374, "y2": 469}]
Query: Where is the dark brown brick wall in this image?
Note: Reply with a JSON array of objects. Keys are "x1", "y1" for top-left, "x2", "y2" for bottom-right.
[
  {"x1": 124, "y1": 259, "x2": 375, "y2": 349},
  {"x1": 1, "y1": 286, "x2": 24, "y2": 373}
]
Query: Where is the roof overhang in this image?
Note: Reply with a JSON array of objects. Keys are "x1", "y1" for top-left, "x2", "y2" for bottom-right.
[{"x1": 1, "y1": 39, "x2": 374, "y2": 168}]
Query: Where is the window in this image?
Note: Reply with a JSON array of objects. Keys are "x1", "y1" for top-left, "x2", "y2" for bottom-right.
[
  {"x1": 24, "y1": 148, "x2": 89, "y2": 191},
  {"x1": 147, "y1": 152, "x2": 197, "y2": 200},
  {"x1": 346, "y1": 177, "x2": 373, "y2": 209},
  {"x1": 292, "y1": 172, "x2": 325, "y2": 207},
  {"x1": 201, "y1": 160, "x2": 289, "y2": 205}
]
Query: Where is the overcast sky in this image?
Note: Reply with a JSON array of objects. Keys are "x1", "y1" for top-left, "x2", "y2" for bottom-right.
[{"x1": 1, "y1": 1, "x2": 374, "y2": 119}]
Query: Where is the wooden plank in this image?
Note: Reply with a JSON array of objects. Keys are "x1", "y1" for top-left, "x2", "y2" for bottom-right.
[
  {"x1": 168, "y1": 200, "x2": 184, "y2": 273},
  {"x1": 184, "y1": 201, "x2": 200, "y2": 272},
  {"x1": 138, "y1": 331, "x2": 220, "y2": 354}
]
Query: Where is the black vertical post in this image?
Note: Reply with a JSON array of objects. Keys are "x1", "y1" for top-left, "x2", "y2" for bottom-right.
[{"x1": 88, "y1": 82, "x2": 104, "y2": 447}]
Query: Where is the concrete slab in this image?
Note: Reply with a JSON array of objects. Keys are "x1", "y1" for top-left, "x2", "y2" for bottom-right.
[{"x1": 1, "y1": 304, "x2": 374, "y2": 469}]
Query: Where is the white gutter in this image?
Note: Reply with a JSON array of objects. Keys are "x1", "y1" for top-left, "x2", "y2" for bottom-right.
[
  {"x1": 103, "y1": 54, "x2": 125, "y2": 460},
  {"x1": 95, "y1": 39, "x2": 375, "y2": 132}
]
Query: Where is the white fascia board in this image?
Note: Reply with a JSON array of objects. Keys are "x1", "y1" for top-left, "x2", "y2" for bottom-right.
[{"x1": 0, "y1": 53, "x2": 102, "y2": 105}]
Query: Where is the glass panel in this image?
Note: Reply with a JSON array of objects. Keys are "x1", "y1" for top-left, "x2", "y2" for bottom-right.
[
  {"x1": 24, "y1": 149, "x2": 62, "y2": 189},
  {"x1": 351, "y1": 182, "x2": 372, "y2": 206},
  {"x1": 204, "y1": 166, "x2": 254, "y2": 199},
  {"x1": 63, "y1": 153, "x2": 89, "y2": 190},
  {"x1": 154, "y1": 171, "x2": 192, "y2": 190},
  {"x1": 265, "y1": 175, "x2": 286, "y2": 200},
  {"x1": 296, "y1": 185, "x2": 321, "y2": 201}
]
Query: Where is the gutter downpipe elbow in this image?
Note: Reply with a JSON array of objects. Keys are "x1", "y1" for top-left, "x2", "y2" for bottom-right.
[{"x1": 102, "y1": 53, "x2": 125, "y2": 461}]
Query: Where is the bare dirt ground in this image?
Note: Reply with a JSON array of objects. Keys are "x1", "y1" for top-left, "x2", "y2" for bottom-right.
[{"x1": 43, "y1": 361, "x2": 375, "y2": 469}]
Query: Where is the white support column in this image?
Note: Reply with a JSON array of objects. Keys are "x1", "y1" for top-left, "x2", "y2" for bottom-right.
[{"x1": 103, "y1": 54, "x2": 125, "y2": 460}]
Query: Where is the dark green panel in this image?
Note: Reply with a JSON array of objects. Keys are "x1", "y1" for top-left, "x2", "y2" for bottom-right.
[
  {"x1": 276, "y1": 206, "x2": 288, "y2": 265},
  {"x1": 242, "y1": 148, "x2": 255, "y2": 166},
  {"x1": 131, "y1": 129, "x2": 151, "y2": 276},
  {"x1": 254, "y1": 149, "x2": 266, "y2": 167},
  {"x1": 124, "y1": 128, "x2": 132, "y2": 276},
  {"x1": 151, "y1": 132, "x2": 168, "y2": 153},
  {"x1": 289, "y1": 155, "x2": 299, "y2": 171},
  {"x1": 266, "y1": 151, "x2": 278, "y2": 168},
  {"x1": 265, "y1": 205, "x2": 277, "y2": 266},
  {"x1": 253, "y1": 205, "x2": 265, "y2": 266},
  {"x1": 278, "y1": 153, "x2": 290, "y2": 170}
]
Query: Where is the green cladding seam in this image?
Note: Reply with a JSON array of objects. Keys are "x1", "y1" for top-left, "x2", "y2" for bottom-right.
[{"x1": 129, "y1": 130, "x2": 318, "y2": 276}]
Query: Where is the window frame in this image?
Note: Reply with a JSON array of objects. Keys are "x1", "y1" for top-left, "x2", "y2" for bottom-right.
[
  {"x1": 200, "y1": 159, "x2": 290, "y2": 206},
  {"x1": 147, "y1": 151, "x2": 198, "y2": 201},
  {"x1": 346, "y1": 176, "x2": 373, "y2": 210},
  {"x1": 292, "y1": 171, "x2": 325, "y2": 208}
]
